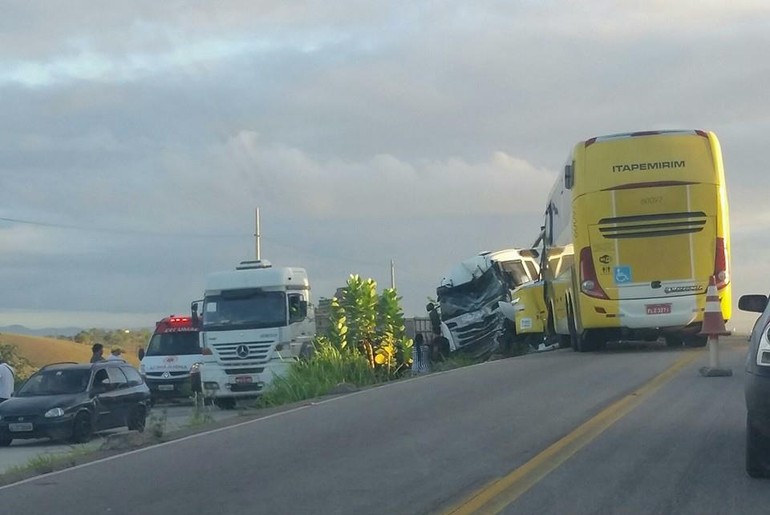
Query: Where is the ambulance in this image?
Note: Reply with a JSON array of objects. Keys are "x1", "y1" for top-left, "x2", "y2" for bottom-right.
[{"x1": 139, "y1": 315, "x2": 203, "y2": 403}]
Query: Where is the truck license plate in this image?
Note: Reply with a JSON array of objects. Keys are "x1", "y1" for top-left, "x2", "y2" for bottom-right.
[
  {"x1": 235, "y1": 376, "x2": 253, "y2": 384},
  {"x1": 9, "y1": 422, "x2": 33, "y2": 432},
  {"x1": 646, "y1": 303, "x2": 672, "y2": 315},
  {"x1": 158, "y1": 384, "x2": 174, "y2": 391}
]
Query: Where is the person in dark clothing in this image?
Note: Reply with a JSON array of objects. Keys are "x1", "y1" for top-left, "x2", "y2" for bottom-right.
[
  {"x1": 90, "y1": 343, "x2": 105, "y2": 363},
  {"x1": 426, "y1": 302, "x2": 442, "y2": 336},
  {"x1": 414, "y1": 333, "x2": 424, "y2": 368}
]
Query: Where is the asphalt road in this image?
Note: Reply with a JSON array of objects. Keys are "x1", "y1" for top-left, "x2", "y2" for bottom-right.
[
  {"x1": 0, "y1": 336, "x2": 766, "y2": 514},
  {"x1": 0, "y1": 403, "x2": 241, "y2": 474}
]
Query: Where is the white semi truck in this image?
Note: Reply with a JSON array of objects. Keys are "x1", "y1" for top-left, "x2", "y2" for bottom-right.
[{"x1": 195, "y1": 260, "x2": 315, "y2": 409}]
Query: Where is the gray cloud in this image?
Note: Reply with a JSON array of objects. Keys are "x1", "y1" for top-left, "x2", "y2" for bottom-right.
[{"x1": 1, "y1": 1, "x2": 769, "y2": 329}]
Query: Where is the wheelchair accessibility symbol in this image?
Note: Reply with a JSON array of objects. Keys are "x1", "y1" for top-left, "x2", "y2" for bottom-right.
[{"x1": 614, "y1": 266, "x2": 632, "y2": 284}]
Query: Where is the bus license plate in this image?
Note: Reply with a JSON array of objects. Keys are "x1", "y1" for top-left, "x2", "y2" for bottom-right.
[
  {"x1": 158, "y1": 384, "x2": 174, "y2": 391},
  {"x1": 9, "y1": 422, "x2": 33, "y2": 432},
  {"x1": 646, "y1": 303, "x2": 672, "y2": 315},
  {"x1": 235, "y1": 376, "x2": 253, "y2": 384}
]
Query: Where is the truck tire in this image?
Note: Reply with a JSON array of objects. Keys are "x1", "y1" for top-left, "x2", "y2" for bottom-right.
[
  {"x1": 215, "y1": 398, "x2": 237, "y2": 410},
  {"x1": 299, "y1": 342, "x2": 315, "y2": 361},
  {"x1": 567, "y1": 301, "x2": 579, "y2": 350}
]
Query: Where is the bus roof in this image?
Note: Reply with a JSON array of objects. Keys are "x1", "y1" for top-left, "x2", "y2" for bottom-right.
[{"x1": 584, "y1": 129, "x2": 707, "y2": 147}]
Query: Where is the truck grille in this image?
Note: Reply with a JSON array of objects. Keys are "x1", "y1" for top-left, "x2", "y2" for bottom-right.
[
  {"x1": 598, "y1": 211, "x2": 707, "y2": 239},
  {"x1": 212, "y1": 340, "x2": 273, "y2": 364},
  {"x1": 446, "y1": 314, "x2": 502, "y2": 349}
]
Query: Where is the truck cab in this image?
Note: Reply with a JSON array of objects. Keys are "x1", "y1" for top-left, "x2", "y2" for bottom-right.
[
  {"x1": 197, "y1": 260, "x2": 315, "y2": 409},
  {"x1": 436, "y1": 249, "x2": 540, "y2": 357},
  {"x1": 140, "y1": 315, "x2": 202, "y2": 404}
]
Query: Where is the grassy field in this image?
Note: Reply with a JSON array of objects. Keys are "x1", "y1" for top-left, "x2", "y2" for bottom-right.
[{"x1": 0, "y1": 332, "x2": 140, "y2": 368}]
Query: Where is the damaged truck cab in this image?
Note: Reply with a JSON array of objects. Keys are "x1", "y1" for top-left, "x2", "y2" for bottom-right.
[{"x1": 435, "y1": 249, "x2": 540, "y2": 358}]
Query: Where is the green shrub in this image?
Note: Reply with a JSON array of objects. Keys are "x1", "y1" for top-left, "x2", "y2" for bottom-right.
[{"x1": 257, "y1": 339, "x2": 377, "y2": 407}]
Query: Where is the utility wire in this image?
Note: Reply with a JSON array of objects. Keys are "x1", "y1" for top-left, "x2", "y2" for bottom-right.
[{"x1": 0, "y1": 215, "x2": 418, "y2": 275}]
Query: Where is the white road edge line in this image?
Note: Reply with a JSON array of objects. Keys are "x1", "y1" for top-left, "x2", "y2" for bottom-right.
[{"x1": 0, "y1": 360, "x2": 499, "y2": 491}]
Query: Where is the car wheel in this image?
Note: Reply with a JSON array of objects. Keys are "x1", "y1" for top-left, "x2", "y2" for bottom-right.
[
  {"x1": 747, "y1": 413, "x2": 770, "y2": 478},
  {"x1": 0, "y1": 436, "x2": 12, "y2": 447},
  {"x1": 71, "y1": 412, "x2": 93, "y2": 444},
  {"x1": 215, "y1": 398, "x2": 237, "y2": 410},
  {"x1": 127, "y1": 406, "x2": 147, "y2": 432}
]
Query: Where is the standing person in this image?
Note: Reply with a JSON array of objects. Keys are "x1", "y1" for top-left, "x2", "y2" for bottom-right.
[
  {"x1": 427, "y1": 302, "x2": 442, "y2": 336},
  {"x1": 0, "y1": 360, "x2": 15, "y2": 403},
  {"x1": 90, "y1": 343, "x2": 105, "y2": 363},
  {"x1": 107, "y1": 348, "x2": 124, "y2": 361}
]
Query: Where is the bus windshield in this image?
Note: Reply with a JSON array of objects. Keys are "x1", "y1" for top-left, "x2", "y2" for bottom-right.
[
  {"x1": 145, "y1": 331, "x2": 201, "y2": 356},
  {"x1": 203, "y1": 290, "x2": 286, "y2": 329}
]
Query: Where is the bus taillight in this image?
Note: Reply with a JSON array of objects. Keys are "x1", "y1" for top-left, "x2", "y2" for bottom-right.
[
  {"x1": 714, "y1": 237, "x2": 729, "y2": 289},
  {"x1": 580, "y1": 246, "x2": 609, "y2": 300}
]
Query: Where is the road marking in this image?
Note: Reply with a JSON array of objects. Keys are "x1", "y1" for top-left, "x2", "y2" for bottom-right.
[
  {"x1": 0, "y1": 363, "x2": 474, "y2": 491},
  {"x1": 444, "y1": 350, "x2": 701, "y2": 515}
]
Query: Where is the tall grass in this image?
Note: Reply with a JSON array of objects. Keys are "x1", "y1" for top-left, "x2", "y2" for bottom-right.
[{"x1": 257, "y1": 344, "x2": 379, "y2": 407}]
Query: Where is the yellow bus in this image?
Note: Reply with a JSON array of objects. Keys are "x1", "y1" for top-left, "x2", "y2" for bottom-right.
[{"x1": 541, "y1": 130, "x2": 731, "y2": 351}]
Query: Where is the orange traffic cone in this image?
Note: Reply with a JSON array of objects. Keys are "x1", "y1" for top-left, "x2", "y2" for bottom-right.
[{"x1": 699, "y1": 275, "x2": 730, "y2": 337}]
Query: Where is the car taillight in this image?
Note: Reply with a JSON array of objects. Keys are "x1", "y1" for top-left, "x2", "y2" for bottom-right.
[
  {"x1": 714, "y1": 237, "x2": 729, "y2": 289},
  {"x1": 756, "y1": 322, "x2": 770, "y2": 367},
  {"x1": 580, "y1": 246, "x2": 609, "y2": 299}
]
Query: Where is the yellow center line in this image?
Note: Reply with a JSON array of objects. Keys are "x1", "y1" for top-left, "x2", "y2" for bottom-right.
[{"x1": 443, "y1": 350, "x2": 702, "y2": 515}]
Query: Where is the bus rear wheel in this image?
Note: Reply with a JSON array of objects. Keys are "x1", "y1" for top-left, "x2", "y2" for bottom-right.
[
  {"x1": 578, "y1": 329, "x2": 605, "y2": 352},
  {"x1": 665, "y1": 334, "x2": 684, "y2": 348},
  {"x1": 684, "y1": 335, "x2": 708, "y2": 348}
]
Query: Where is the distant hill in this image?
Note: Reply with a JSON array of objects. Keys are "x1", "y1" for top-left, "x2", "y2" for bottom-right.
[
  {"x1": 0, "y1": 325, "x2": 83, "y2": 338},
  {"x1": 0, "y1": 333, "x2": 140, "y2": 369}
]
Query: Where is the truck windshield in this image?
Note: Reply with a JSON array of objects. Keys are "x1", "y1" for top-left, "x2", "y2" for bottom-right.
[
  {"x1": 145, "y1": 331, "x2": 201, "y2": 356},
  {"x1": 203, "y1": 290, "x2": 286, "y2": 329},
  {"x1": 437, "y1": 267, "x2": 507, "y2": 320},
  {"x1": 497, "y1": 260, "x2": 532, "y2": 290}
]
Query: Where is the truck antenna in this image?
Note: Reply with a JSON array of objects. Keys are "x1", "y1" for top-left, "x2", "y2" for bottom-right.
[{"x1": 255, "y1": 207, "x2": 261, "y2": 261}]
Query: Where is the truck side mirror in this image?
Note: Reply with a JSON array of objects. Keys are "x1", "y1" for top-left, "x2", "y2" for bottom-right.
[
  {"x1": 138, "y1": 348, "x2": 145, "y2": 360},
  {"x1": 191, "y1": 299, "x2": 202, "y2": 326}
]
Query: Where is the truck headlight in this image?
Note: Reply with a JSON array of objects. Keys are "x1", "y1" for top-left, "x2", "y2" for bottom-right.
[{"x1": 44, "y1": 408, "x2": 65, "y2": 418}]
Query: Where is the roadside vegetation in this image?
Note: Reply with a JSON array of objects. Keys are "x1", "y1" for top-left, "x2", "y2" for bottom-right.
[
  {"x1": 0, "y1": 342, "x2": 35, "y2": 387},
  {"x1": 257, "y1": 275, "x2": 413, "y2": 407},
  {"x1": 0, "y1": 329, "x2": 148, "y2": 386}
]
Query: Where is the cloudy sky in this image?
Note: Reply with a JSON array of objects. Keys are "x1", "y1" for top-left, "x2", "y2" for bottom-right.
[{"x1": 1, "y1": 1, "x2": 768, "y2": 331}]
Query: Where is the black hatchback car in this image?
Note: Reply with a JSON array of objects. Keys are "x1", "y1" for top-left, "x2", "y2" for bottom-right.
[{"x1": 0, "y1": 361, "x2": 151, "y2": 446}]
